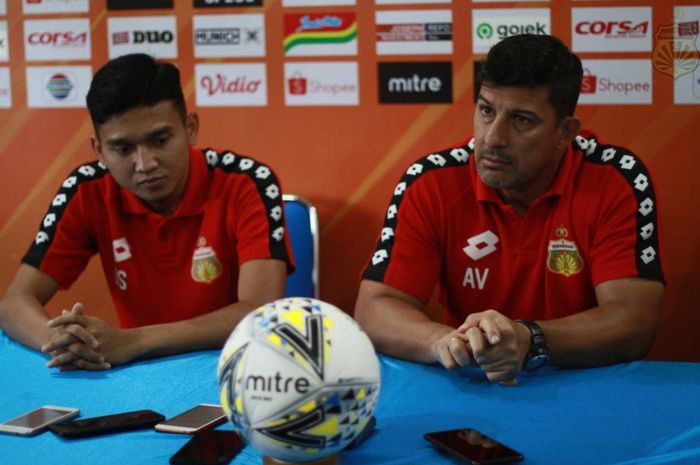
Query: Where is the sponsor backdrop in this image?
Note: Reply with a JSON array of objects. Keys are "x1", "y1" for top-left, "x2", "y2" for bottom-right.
[{"x1": 0, "y1": 0, "x2": 698, "y2": 361}]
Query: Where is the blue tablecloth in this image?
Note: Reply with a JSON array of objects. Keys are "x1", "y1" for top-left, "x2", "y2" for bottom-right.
[{"x1": 1, "y1": 331, "x2": 699, "y2": 464}]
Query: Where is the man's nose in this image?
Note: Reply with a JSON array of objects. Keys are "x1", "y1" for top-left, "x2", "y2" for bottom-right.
[
  {"x1": 483, "y1": 116, "x2": 508, "y2": 147},
  {"x1": 133, "y1": 146, "x2": 157, "y2": 172}
]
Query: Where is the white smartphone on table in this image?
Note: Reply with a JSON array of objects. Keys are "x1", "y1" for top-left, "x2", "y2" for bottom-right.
[
  {"x1": 0, "y1": 405, "x2": 80, "y2": 436},
  {"x1": 155, "y1": 404, "x2": 226, "y2": 434}
]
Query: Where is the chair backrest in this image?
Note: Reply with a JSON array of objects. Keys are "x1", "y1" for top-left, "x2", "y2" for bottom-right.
[{"x1": 283, "y1": 195, "x2": 319, "y2": 299}]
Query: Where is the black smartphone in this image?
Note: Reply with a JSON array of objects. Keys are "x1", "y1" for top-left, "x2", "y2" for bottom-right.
[
  {"x1": 424, "y1": 428, "x2": 523, "y2": 465},
  {"x1": 48, "y1": 409, "x2": 165, "y2": 438},
  {"x1": 344, "y1": 416, "x2": 376, "y2": 450},
  {"x1": 170, "y1": 429, "x2": 245, "y2": 465}
]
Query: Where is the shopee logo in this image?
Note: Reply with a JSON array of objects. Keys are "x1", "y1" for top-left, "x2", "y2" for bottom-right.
[
  {"x1": 580, "y1": 69, "x2": 597, "y2": 93},
  {"x1": 288, "y1": 73, "x2": 307, "y2": 95}
]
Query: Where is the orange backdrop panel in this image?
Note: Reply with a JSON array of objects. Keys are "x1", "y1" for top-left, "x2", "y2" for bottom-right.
[{"x1": 0, "y1": 1, "x2": 698, "y2": 361}]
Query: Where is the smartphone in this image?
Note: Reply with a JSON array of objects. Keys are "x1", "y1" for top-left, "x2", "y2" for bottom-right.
[
  {"x1": 0, "y1": 406, "x2": 79, "y2": 436},
  {"x1": 344, "y1": 416, "x2": 377, "y2": 450},
  {"x1": 424, "y1": 428, "x2": 523, "y2": 465},
  {"x1": 170, "y1": 429, "x2": 245, "y2": 465},
  {"x1": 48, "y1": 409, "x2": 164, "y2": 438},
  {"x1": 156, "y1": 404, "x2": 227, "y2": 434}
]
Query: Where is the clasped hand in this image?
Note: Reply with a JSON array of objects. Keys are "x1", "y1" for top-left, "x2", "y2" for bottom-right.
[
  {"x1": 431, "y1": 309, "x2": 531, "y2": 385},
  {"x1": 41, "y1": 302, "x2": 137, "y2": 371}
]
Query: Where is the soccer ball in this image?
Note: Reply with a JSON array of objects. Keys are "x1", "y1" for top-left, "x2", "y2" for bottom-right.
[{"x1": 217, "y1": 297, "x2": 381, "y2": 462}]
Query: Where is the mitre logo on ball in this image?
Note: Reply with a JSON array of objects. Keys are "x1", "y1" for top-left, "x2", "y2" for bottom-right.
[{"x1": 217, "y1": 298, "x2": 381, "y2": 462}]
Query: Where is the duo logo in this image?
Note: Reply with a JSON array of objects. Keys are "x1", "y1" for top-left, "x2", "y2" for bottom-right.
[{"x1": 283, "y1": 13, "x2": 357, "y2": 54}]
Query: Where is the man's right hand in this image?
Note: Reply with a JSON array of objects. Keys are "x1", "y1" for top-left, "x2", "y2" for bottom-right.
[
  {"x1": 41, "y1": 302, "x2": 111, "y2": 371},
  {"x1": 431, "y1": 331, "x2": 473, "y2": 370}
]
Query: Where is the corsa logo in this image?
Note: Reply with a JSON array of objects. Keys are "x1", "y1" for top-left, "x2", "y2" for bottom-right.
[
  {"x1": 28, "y1": 31, "x2": 87, "y2": 46},
  {"x1": 575, "y1": 21, "x2": 648, "y2": 36}
]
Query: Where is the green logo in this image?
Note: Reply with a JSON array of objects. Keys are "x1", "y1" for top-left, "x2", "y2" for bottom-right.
[{"x1": 476, "y1": 23, "x2": 493, "y2": 39}]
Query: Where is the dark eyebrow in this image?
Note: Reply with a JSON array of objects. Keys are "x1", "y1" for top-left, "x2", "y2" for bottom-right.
[
  {"x1": 478, "y1": 93, "x2": 542, "y2": 121},
  {"x1": 508, "y1": 109, "x2": 541, "y2": 120},
  {"x1": 105, "y1": 137, "x2": 132, "y2": 148},
  {"x1": 477, "y1": 94, "x2": 491, "y2": 105},
  {"x1": 105, "y1": 125, "x2": 174, "y2": 147}
]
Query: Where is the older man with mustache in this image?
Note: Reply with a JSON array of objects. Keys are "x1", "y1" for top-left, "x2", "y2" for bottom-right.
[{"x1": 355, "y1": 34, "x2": 664, "y2": 384}]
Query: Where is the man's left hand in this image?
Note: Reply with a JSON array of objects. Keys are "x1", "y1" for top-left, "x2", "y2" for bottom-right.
[
  {"x1": 43, "y1": 307, "x2": 141, "y2": 369},
  {"x1": 458, "y1": 309, "x2": 531, "y2": 384}
]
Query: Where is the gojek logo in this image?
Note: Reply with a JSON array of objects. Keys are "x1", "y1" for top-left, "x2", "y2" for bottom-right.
[
  {"x1": 476, "y1": 23, "x2": 493, "y2": 39},
  {"x1": 472, "y1": 9, "x2": 551, "y2": 54}
]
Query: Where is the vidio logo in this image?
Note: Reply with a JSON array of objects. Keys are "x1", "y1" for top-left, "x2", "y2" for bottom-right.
[{"x1": 476, "y1": 23, "x2": 493, "y2": 39}]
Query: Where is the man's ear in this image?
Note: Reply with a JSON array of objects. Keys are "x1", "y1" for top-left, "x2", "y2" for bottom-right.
[
  {"x1": 91, "y1": 134, "x2": 105, "y2": 165},
  {"x1": 186, "y1": 112, "x2": 199, "y2": 146},
  {"x1": 557, "y1": 116, "x2": 581, "y2": 150}
]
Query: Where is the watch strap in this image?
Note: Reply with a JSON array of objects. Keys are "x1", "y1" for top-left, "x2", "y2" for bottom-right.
[{"x1": 516, "y1": 320, "x2": 549, "y2": 372}]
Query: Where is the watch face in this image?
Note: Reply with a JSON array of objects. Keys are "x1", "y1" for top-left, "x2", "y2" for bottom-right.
[{"x1": 525, "y1": 354, "x2": 548, "y2": 371}]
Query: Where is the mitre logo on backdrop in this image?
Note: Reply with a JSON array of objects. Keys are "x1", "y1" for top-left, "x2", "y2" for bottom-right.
[
  {"x1": 378, "y1": 62, "x2": 452, "y2": 104},
  {"x1": 26, "y1": 65, "x2": 92, "y2": 108},
  {"x1": 283, "y1": 12, "x2": 357, "y2": 56},
  {"x1": 376, "y1": 9, "x2": 452, "y2": 55},
  {"x1": 24, "y1": 19, "x2": 91, "y2": 61},
  {"x1": 22, "y1": 0, "x2": 88, "y2": 14},
  {"x1": 471, "y1": 8, "x2": 550, "y2": 54},
  {"x1": 107, "y1": 16, "x2": 177, "y2": 59},
  {"x1": 284, "y1": 62, "x2": 358, "y2": 106},
  {"x1": 572, "y1": 7, "x2": 652, "y2": 52},
  {"x1": 578, "y1": 60, "x2": 652, "y2": 105},
  {"x1": 106, "y1": 0, "x2": 172, "y2": 10},
  {"x1": 194, "y1": 14, "x2": 265, "y2": 58},
  {"x1": 194, "y1": 0, "x2": 263, "y2": 7},
  {"x1": 195, "y1": 63, "x2": 267, "y2": 107}
]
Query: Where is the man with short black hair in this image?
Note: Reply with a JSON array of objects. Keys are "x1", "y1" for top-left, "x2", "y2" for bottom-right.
[
  {"x1": 355, "y1": 34, "x2": 664, "y2": 384},
  {"x1": 0, "y1": 54, "x2": 293, "y2": 370}
]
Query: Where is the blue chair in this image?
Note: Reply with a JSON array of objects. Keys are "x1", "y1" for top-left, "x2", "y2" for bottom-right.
[{"x1": 283, "y1": 195, "x2": 319, "y2": 299}]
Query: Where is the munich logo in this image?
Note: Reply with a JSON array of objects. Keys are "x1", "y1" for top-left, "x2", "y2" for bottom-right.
[
  {"x1": 463, "y1": 230, "x2": 499, "y2": 261},
  {"x1": 195, "y1": 28, "x2": 260, "y2": 46},
  {"x1": 378, "y1": 61, "x2": 452, "y2": 104}
]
